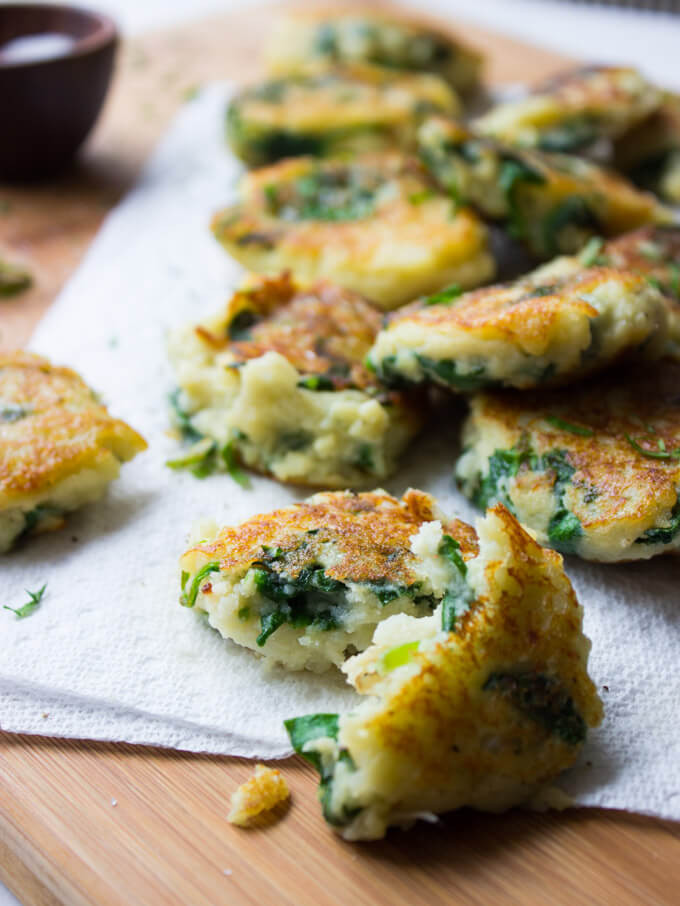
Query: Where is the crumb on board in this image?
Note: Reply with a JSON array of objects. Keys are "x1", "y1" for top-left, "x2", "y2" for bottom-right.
[{"x1": 227, "y1": 764, "x2": 290, "y2": 826}]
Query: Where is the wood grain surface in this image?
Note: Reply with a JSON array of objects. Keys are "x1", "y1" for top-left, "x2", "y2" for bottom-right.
[{"x1": 1, "y1": 4, "x2": 679, "y2": 905}]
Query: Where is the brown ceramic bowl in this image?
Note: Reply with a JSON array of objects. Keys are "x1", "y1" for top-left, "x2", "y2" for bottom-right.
[{"x1": 0, "y1": 4, "x2": 117, "y2": 181}]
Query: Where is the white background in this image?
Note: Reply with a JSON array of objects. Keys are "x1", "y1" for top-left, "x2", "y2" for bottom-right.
[{"x1": 2, "y1": 2, "x2": 679, "y2": 903}]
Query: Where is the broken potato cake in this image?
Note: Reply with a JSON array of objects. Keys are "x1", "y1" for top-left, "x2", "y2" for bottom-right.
[
  {"x1": 418, "y1": 117, "x2": 670, "y2": 259},
  {"x1": 0, "y1": 351, "x2": 146, "y2": 553},
  {"x1": 179, "y1": 489, "x2": 479, "y2": 673},
  {"x1": 264, "y1": 8, "x2": 483, "y2": 96},
  {"x1": 211, "y1": 151, "x2": 495, "y2": 310},
  {"x1": 475, "y1": 65, "x2": 661, "y2": 153},
  {"x1": 456, "y1": 360, "x2": 680, "y2": 562},
  {"x1": 167, "y1": 273, "x2": 422, "y2": 487},
  {"x1": 368, "y1": 228, "x2": 680, "y2": 392},
  {"x1": 285, "y1": 504, "x2": 602, "y2": 840},
  {"x1": 226, "y1": 63, "x2": 459, "y2": 167}
]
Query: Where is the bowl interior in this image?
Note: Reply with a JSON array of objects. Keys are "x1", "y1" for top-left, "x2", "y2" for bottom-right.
[{"x1": 0, "y1": 4, "x2": 115, "y2": 66}]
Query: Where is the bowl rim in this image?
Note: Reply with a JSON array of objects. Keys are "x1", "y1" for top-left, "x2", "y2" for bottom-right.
[{"x1": 0, "y1": 2, "x2": 117, "y2": 71}]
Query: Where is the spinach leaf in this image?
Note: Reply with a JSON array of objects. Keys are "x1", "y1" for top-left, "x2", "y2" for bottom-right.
[
  {"x1": 251, "y1": 563, "x2": 346, "y2": 645},
  {"x1": 297, "y1": 374, "x2": 335, "y2": 391},
  {"x1": 284, "y1": 712, "x2": 359, "y2": 826},
  {"x1": 472, "y1": 446, "x2": 537, "y2": 512},
  {"x1": 439, "y1": 534, "x2": 475, "y2": 632},
  {"x1": 542, "y1": 450, "x2": 582, "y2": 554},
  {"x1": 180, "y1": 562, "x2": 220, "y2": 608},
  {"x1": 540, "y1": 196, "x2": 598, "y2": 257},
  {"x1": 423, "y1": 283, "x2": 462, "y2": 306},
  {"x1": 498, "y1": 157, "x2": 545, "y2": 238},
  {"x1": 228, "y1": 309, "x2": 258, "y2": 341},
  {"x1": 415, "y1": 355, "x2": 488, "y2": 391},
  {"x1": 0, "y1": 402, "x2": 29, "y2": 422},
  {"x1": 483, "y1": 670, "x2": 586, "y2": 745},
  {"x1": 636, "y1": 499, "x2": 680, "y2": 546}
]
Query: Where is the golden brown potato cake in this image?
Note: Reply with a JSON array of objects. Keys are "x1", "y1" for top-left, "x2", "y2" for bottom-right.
[
  {"x1": 167, "y1": 273, "x2": 423, "y2": 487},
  {"x1": 456, "y1": 360, "x2": 680, "y2": 562},
  {"x1": 476, "y1": 65, "x2": 662, "y2": 152},
  {"x1": 0, "y1": 351, "x2": 146, "y2": 553},
  {"x1": 211, "y1": 151, "x2": 495, "y2": 310},
  {"x1": 285, "y1": 504, "x2": 602, "y2": 840},
  {"x1": 418, "y1": 116, "x2": 670, "y2": 259},
  {"x1": 226, "y1": 63, "x2": 459, "y2": 166},
  {"x1": 264, "y1": 7, "x2": 483, "y2": 96},
  {"x1": 614, "y1": 95, "x2": 680, "y2": 203},
  {"x1": 368, "y1": 227, "x2": 680, "y2": 392},
  {"x1": 179, "y1": 488, "x2": 478, "y2": 672}
]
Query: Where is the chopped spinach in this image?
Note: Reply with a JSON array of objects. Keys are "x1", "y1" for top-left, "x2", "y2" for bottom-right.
[
  {"x1": 578, "y1": 236, "x2": 605, "y2": 267},
  {"x1": 228, "y1": 309, "x2": 258, "y2": 341},
  {"x1": 297, "y1": 374, "x2": 335, "y2": 391},
  {"x1": 542, "y1": 449, "x2": 582, "y2": 554},
  {"x1": 168, "y1": 388, "x2": 202, "y2": 443},
  {"x1": 251, "y1": 563, "x2": 346, "y2": 645},
  {"x1": 180, "y1": 562, "x2": 220, "y2": 608},
  {"x1": 423, "y1": 283, "x2": 462, "y2": 306},
  {"x1": 439, "y1": 534, "x2": 475, "y2": 632},
  {"x1": 483, "y1": 670, "x2": 586, "y2": 745},
  {"x1": 0, "y1": 402, "x2": 29, "y2": 422},
  {"x1": 540, "y1": 196, "x2": 598, "y2": 257},
  {"x1": 277, "y1": 430, "x2": 313, "y2": 453},
  {"x1": 472, "y1": 446, "x2": 536, "y2": 512},
  {"x1": 536, "y1": 118, "x2": 598, "y2": 153},
  {"x1": 273, "y1": 167, "x2": 378, "y2": 222},
  {"x1": 284, "y1": 712, "x2": 360, "y2": 826},
  {"x1": 636, "y1": 498, "x2": 680, "y2": 546},
  {"x1": 4, "y1": 584, "x2": 47, "y2": 619},
  {"x1": 415, "y1": 355, "x2": 489, "y2": 391},
  {"x1": 353, "y1": 443, "x2": 374, "y2": 473},
  {"x1": 498, "y1": 157, "x2": 545, "y2": 238}
]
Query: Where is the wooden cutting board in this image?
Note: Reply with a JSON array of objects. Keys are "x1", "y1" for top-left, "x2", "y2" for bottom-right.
[{"x1": 1, "y1": 4, "x2": 679, "y2": 904}]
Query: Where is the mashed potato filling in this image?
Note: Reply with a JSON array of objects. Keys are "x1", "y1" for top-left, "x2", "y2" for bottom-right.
[
  {"x1": 179, "y1": 489, "x2": 478, "y2": 673},
  {"x1": 285, "y1": 506, "x2": 603, "y2": 840}
]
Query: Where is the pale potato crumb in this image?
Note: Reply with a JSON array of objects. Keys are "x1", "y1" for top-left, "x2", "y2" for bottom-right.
[{"x1": 228, "y1": 764, "x2": 290, "y2": 826}]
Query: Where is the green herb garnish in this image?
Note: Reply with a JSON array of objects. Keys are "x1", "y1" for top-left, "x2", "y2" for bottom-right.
[
  {"x1": 625, "y1": 433, "x2": 680, "y2": 460},
  {"x1": 439, "y1": 534, "x2": 474, "y2": 632},
  {"x1": 4, "y1": 584, "x2": 47, "y2": 619},
  {"x1": 546, "y1": 415, "x2": 594, "y2": 437}
]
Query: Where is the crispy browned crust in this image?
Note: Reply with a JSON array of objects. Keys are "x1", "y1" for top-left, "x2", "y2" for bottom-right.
[
  {"x1": 534, "y1": 65, "x2": 654, "y2": 112},
  {"x1": 0, "y1": 351, "x2": 147, "y2": 506},
  {"x1": 601, "y1": 226, "x2": 680, "y2": 291},
  {"x1": 197, "y1": 272, "x2": 385, "y2": 392},
  {"x1": 185, "y1": 489, "x2": 478, "y2": 585}
]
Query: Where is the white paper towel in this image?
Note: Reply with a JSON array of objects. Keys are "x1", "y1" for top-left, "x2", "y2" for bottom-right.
[{"x1": 2, "y1": 84, "x2": 679, "y2": 820}]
